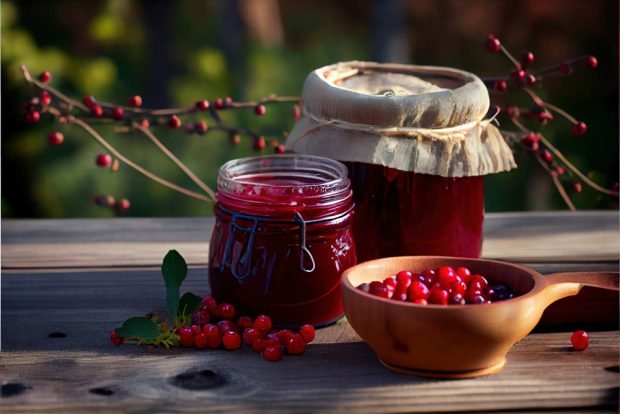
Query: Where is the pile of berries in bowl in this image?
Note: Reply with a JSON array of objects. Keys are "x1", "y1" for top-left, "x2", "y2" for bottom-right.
[{"x1": 358, "y1": 266, "x2": 514, "y2": 305}]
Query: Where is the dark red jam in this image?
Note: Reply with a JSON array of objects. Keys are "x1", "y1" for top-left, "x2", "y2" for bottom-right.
[
  {"x1": 209, "y1": 155, "x2": 356, "y2": 327},
  {"x1": 344, "y1": 162, "x2": 484, "y2": 262}
]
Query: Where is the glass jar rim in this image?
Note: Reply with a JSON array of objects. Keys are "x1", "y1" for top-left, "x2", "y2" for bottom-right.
[{"x1": 217, "y1": 154, "x2": 350, "y2": 200}]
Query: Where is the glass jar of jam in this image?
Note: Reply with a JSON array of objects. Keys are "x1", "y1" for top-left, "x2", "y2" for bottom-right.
[
  {"x1": 208, "y1": 154, "x2": 356, "y2": 327},
  {"x1": 285, "y1": 61, "x2": 515, "y2": 261}
]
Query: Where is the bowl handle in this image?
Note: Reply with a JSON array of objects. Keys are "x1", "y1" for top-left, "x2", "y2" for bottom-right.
[{"x1": 541, "y1": 272, "x2": 619, "y2": 307}]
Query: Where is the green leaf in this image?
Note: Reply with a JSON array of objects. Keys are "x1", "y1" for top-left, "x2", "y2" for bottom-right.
[
  {"x1": 162, "y1": 250, "x2": 187, "y2": 317},
  {"x1": 116, "y1": 317, "x2": 160, "y2": 341},
  {"x1": 179, "y1": 292, "x2": 202, "y2": 316}
]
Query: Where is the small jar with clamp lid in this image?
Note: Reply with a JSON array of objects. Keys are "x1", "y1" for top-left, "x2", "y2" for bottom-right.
[{"x1": 208, "y1": 154, "x2": 356, "y2": 327}]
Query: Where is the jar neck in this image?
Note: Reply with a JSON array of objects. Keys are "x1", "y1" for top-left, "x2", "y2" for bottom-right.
[{"x1": 216, "y1": 154, "x2": 353, "y2": 220}]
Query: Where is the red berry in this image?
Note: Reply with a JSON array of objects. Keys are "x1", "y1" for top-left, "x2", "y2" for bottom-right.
[
  {"x1": 83, "y1": 95, "x2": 96, "y2": 108},
  {"x1": 140, "y1": 119, "x2": 150, "y2": 128},
  {"x1": 470, "y1": 294, "x2": 487, "y2": 304},
  {"x1": 195, "y1": 120, "x2": 208, "y2": 134},
  {"x1": 587, "y1": 55, "x2": 598, "y2": 69},
  {"x1": 91, "y1": 104, "x2": 104, "y2": 117},
  {"x1": 570, "y1": 330, "x2": 589, "y2": 351},
  {"x1": 214, "y1": 98, "x2": 225, "y2": 110},
  {"x1": 506, "y1": 106, "x2": 520, "y2": 118},
  {"x1": 438, "y1": 266, "x2": 456, "y2": 289},
  {"x1": 193, "y1": 333, "x2": 208, "y2": 349},
  {"x1": 555, "y1": 166, "x2": 565, "y2": 176},
  {"x1": 201, "y1": 295, "x2": 217, "y2": 313},
  {"x1": 368, "y1": 281, "x2": 390, "y2": 298},
  {"x1": 222, "y1": 331, "x2": 241, "y2": 350},
  {"x1": 456, "y1": 267, "x2": 472, "y2": 283},
  {"x1": 511, "y1": 69, "x2": 526, "y2": 80},
  {"x1": 224, "y1": 97, "x2": 233, "y2": 107},
  {"x1": 252, "y1": 338, "x2": 266, "y2": 353},
  {"x1": 293, "y1": 104, "x2": 302, "y2": 121},
  {"x1": 253, "y1": 314, "x2": 272, "y2": 332},
  {"x1": 572, "y1": 121, "x2": 587, "y2": 137},
  {"x1": 421, "y1": 268, "x2": 436, "y2": 285},
  {"x1": 179, "y1": 326, "x2": 194, "y2": 348},
  {"x1": 168, "y1": 115, "x2": 181, "y2": 129},
  {"x1": 526, "y1": 74, "x2": 537, "y2": 86},
  {"x1": 48, "y1": 131, "x2": 64, "y2": 145},
  {"x1": 450, "y1": 280, "x2": 467, "y2": 296},
  {"x1": 428, "y1": 286, "x2": 449, "y2": 305},
  {"x1": 237, "y1": 316, "x2": 253, "y2": 330},
  {"x1": 116, "y1": 199, "x2": 130, "y2": 212},
  {"x1": 521, "y1": 131, "x2": 540, "y2": 152},
  {"x1": 193, "y1": 309, "x2": 211, "y2": 325},
  {"x1": 538, "y1": 111, "x2": 553, "y2": 122},
  {"x1": 299, "y1": 324, "x2": 315, "y2": 343},
  {"x1": 274, "y1": 144, "x2": 286, "y2": 154},
  {"x1": 285, "y1": 334, "x2": 306, "y2": 355},
  {"x1": 110, "y1": 330, "x2": 123, "y2": 346},
  {"x1": 190, "y1": 324, "x2": 202, "y2": 335},
  {"x1": 493, "y1": 79, "x2": 507, "y2": 92},
  {"x1": 202, "y1": 324, "x2": 221, "y2": 349},
  {"x1": 217, "y1": 303, "x2": 236, "y2": 320},
  {"x1": 39, "y1": 71, "x2": 52, "y2": 83},
  {"x1": 486, "y1": 34, "x2": 501, "y2": 53},
  {"x1": 196, "y1": 100, "x2": 210, "y2": 111},
  {"x1": 112, "y1": 107, "x2": 124, "y2": 120},
  {"x1": 242, "y1": 327, "x2": 261, "y2": 346},
  {"x1": 383, "y1": 276, "x2": 397, "y2": 290},
  {"x1": 407, "y1": 281, "x2": 430, "y2": 301},
  {"x1": 25, "y1": 111, "x2": 40, "y2": 123},
  {"x1": 413, "y1": 298, "x2": 428, "y2": 305},
  {"x1": 96, "y1": 153, "x2": 112, "y2": 167},
  {"x1": 573, "y1": 182, "x2": 583, "y2": 193},
  {"x1": 559, "y1": 63, "x2": 571, "y2": 75},
  {"x1": 263, "y1": 344, "x2": 283, "y2": 362},
  {"x1": 40, "y1": 90, "x2": 52, "y2": 106},
  {"x1": 396, "y1": 270, "x2": 413, "y2": 284},
  {"x1": 469, "y1": 274, "x2": 489, "y2": 291},
  {"x1": 253, "y1": 136, "x2": 266, "y2": 151},
  {"x1": 521, "y1": 51, "x2": 535, "y2": 68},
  {"x1": 255, "y1": 105, "x2": 266, "y2": 116},
  {"x1": 128, "y1": 95, "x2": 142, "y2": 107},
  {"x1": 450, "y1": 293, "x2": 465, "y2": 305},
  {"x1": 276, "y1": 329, "x2": 295, "y2": 345},
  {"x1": 217, "y1": 320, "x2": 238, "y2": 336},
  {"x1": 541, "y1": 150, "x2": 553, "y2": 163}
]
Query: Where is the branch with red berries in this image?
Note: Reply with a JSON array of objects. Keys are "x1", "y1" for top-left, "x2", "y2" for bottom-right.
[
  {"x1": 483, "y1": 34, "x2": 618, "y2": 209},
  {"x1": 20, "y1": 65, "x2": 300, "y2": 211}
]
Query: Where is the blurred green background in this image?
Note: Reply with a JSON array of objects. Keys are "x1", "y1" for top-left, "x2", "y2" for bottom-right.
[{"x1": 2, "y1": 0, "x2": 618, "y2": 218}]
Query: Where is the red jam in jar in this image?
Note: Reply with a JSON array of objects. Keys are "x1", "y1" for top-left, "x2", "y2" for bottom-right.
[
  {"x1": 208, "y1": 154, "x2": 356, "y2": 327},
  {"x1": 345, "y1": 162, "x2": 484, "y2": 262}
]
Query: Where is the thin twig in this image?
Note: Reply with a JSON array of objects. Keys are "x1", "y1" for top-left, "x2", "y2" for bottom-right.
[
  {"x1": 533, "y1": 153, "x2": 576, "y2": 211},
  {"x1": 137, "y1": 125, "x2": 216, "y2": 201}
]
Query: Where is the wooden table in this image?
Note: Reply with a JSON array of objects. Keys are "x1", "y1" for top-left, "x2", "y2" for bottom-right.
[{"x1": 2, "y1": 211, "x2": 619, "y2": 413}]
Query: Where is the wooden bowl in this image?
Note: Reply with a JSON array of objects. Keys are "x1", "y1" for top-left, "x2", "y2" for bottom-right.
[{"x1": 341, "y1": 256, "x2": 618, "y2": 378}]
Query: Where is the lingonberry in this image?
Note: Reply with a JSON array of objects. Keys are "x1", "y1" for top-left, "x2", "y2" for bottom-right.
[
  {"x1": 264, "y1": 330, "x2": 279, "y2": 342},
  {"x1": 486, "y1": 34, "x2": 501, "y2": 53},
  {"x1": 587, "y1": 55, "x2": 598, "y2": 69},
  {"x1": 193, "y1": 309, "x2": 210, "y2": 325},
  {"x1": 193, "y1": 332, "x2": 208, "y2": 349},
  {"x1": 195, "y1": 120, "x2": 208, "y2": 135},
  {"x1": 573, "y1": 182, "x2": 582, "y2": 193},
  {"x1": 40, "y1": 90, "x2": 52, "y2": 106},
  {"x1": 96, "y1": 153, "x2": 112, "y2": 167},
  {"x1": 469, "y1": 274, "x2": 489, "y2": 291},
  {"x1": 116, "y1": 199, "x2": 131, "y2": 212},
  {"x1": 168, "y1": 115, "x2": 181, "y2": 129},
  {"x1": 456, "y1": 267, "x2": 472, "y2": 283},
  {"x1": 191, "y1": 325, "x2": 202, "y2": 336},
  {"x1": 396, "y1": 270, "x2": 413, "y2": 284},
  {"x1": 293, "y1": 104, "x2": 302, "y2": 121},
  {"x1": 237, "y1": 316, "x2": 253, "y2": 330},
  {"x1": 542, "y1": 150, "x2": 553, "y2": 164},
  {"x1": 559, "y1": 62, "x2": 571, "y2": 75},
  {"x1": 140, "y1": 119, "x2": 150, "y2": 128},
  {"x1": 214, "y1": 98, "x2": 225, "y2": 110},
  {"x1": 537, "y1": 111, "x2": 554, "y2": 122},
  {"x1": 407, "y1": 280, "x2": 430, "y2": 301},
  {"x1": 128, "y1": 95, "x2": 142, "y2": 107},
  {"x1": 83, "y1": 95, "x2": 96, "y2": 108},
  {"x1": 48, "y1": 131, "x2": 64, "y2": 145},
  {"x1": 506, "y1": 106, "x2": 520, "y2": 118},
  {"x1": 428, "y1": 286, "x2": 449, "y2": 305},
  {"x1": 110, "y1": 330, "x2": 123, "y2": 346},
  {"x1": 252, "y1": 338, "x2": 266, "y2": 353},
  {"x1": 253, "y1": 314, "x2": 272, "y2": 333},
  {"x1": 421, "y1": 268, "x2": 436, "y2": 285},
  {"x1": 112, "y1": 107, "x2": 124, "y2": 120},
  {"x1": 25, "y1": 111, "x2": 40, "y2": 123},
  {"x1": 224, "y1": 97, "x2": 233, "y2": 107},
  {"x1": 201, "y1": 295, "x2": 218, "y2": 314},
  {"x1": 255, "y1": 105, "x2": 266, "y2": 116},
  {"x1": 196, "y1": 100, "x2": 210, "y2": 111},
  {"x1": 242, "y1": 327, "x2": 261, "y2": 346},
  {"x1": 449, "y1": 293, "x2": 465, "y2": 305},
  {"x1": 203, "y1": 324, "x2": 221, "y2": 349},
  {"x1": 383, "y1": 276, "x2": 397, "y2": 290},
  {"x1": 511, "y1": 69, "x2": 526, "y2": 80},
  {"x1": 521, "y1": 51, "x2": 535, "y2": 68},
  {"x1": 413, "y1": 298, "x2": 428, "y2": 305},
  {"x1": 253, "y1": 136, "x2": 266, "y2": 151},
  {"x1": 571, "y1": 330, "x2": 589, "y2": 351},
  {"x1": 470, "y1": 294, "x2": 486, "y2": 304},
  {"x1": 526, "y1": 74, "x2": 537, "y2": 86},
  {"x1": 263, "y1": 344, "x2": 283, "y2": 362},
  {"x1": 39, "y1": 71, "x2": 52, "y2": 83},
  {"x1": 222, "y1": 331, "x2": 241, "y2": 350},
  {"x1": 438, "y1": 266, "x2": 456, "y2": 288},
  {"x1": 299, "y1": 324, "x2": 315, "y2": 343},
  {"x1": 450, "y1": 280, "x2": 467, "y2": 296},
  {"x1": 572, "y1": 121, "x2": 587, "y2": 136},
  {"x1": 555, "y1": 166, "x2": 565, "y2": 176},
  {"x1": 274, "y1": 144, "x2": 286, "y2": 154},
  {"x1": 493, "y1": 79, "x2": 507, "y2": 92},
  {"x1": 179, "y1": 326, "x2": 194, "y2": 348},
  {"x1": 522, "y1": 132, "x2": 540, "y2": 152},
  {"x1": 217, "y1": 320, "x2": 238, "y2": 336},
  {"x1": 277, "y1": 329, "x2": 295, "y2": 345},
  {"x1": 91, "y1": 104, "x2": 104, "y2": 117},
  {"x1": 368, "y1": 281, "x2": 390, "y2": 298},
  {"x1": 217, "y1": 303, "x2": 236, "y2": 320},
  {"x1": 285, "y1": 334, "x2": 306, "y2": 355}
]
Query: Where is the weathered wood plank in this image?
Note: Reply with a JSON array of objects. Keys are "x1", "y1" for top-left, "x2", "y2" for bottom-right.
[
  {"x1": 1, "y1": 269, "x2": 618, "y2": 413},
  {"x1": 2, "y1": 211, "x2": 618, "y2": 269}
]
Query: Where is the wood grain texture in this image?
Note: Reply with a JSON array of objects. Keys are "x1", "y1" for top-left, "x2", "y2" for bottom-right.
[
  {"x1": 2, "y1": 211, "x2": 618, "y2": 269},
  {"x1": 2, "y1": 269, "x2": 618, "y2": 413}
]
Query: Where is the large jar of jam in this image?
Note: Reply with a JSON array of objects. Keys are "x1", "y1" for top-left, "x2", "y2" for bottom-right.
[
  {"x1": 285, "y1": 61, "x2": 516, "y2": 261},
  {"x1": 208, "y1": 154, "x2": 356, "y2": 327}
]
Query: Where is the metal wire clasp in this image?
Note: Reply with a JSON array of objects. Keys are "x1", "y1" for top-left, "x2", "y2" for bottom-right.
[{"x1": 294, "y1": 212, "x2": 316, "y2": 273}]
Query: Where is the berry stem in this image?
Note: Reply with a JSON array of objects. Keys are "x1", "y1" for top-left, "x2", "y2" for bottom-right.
[
  {"x1": 523, "y1": 88, "x2": 579, "y2": 124},
  {"x1": 137, "y1": 125, "x2": 216, "y2": 201},
  {"x1": 533, "y1": 152, "x2": 576, "y2": 211},
  {"x1": 500, "y1": 44, "x2": 522, "y2": 69}
]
